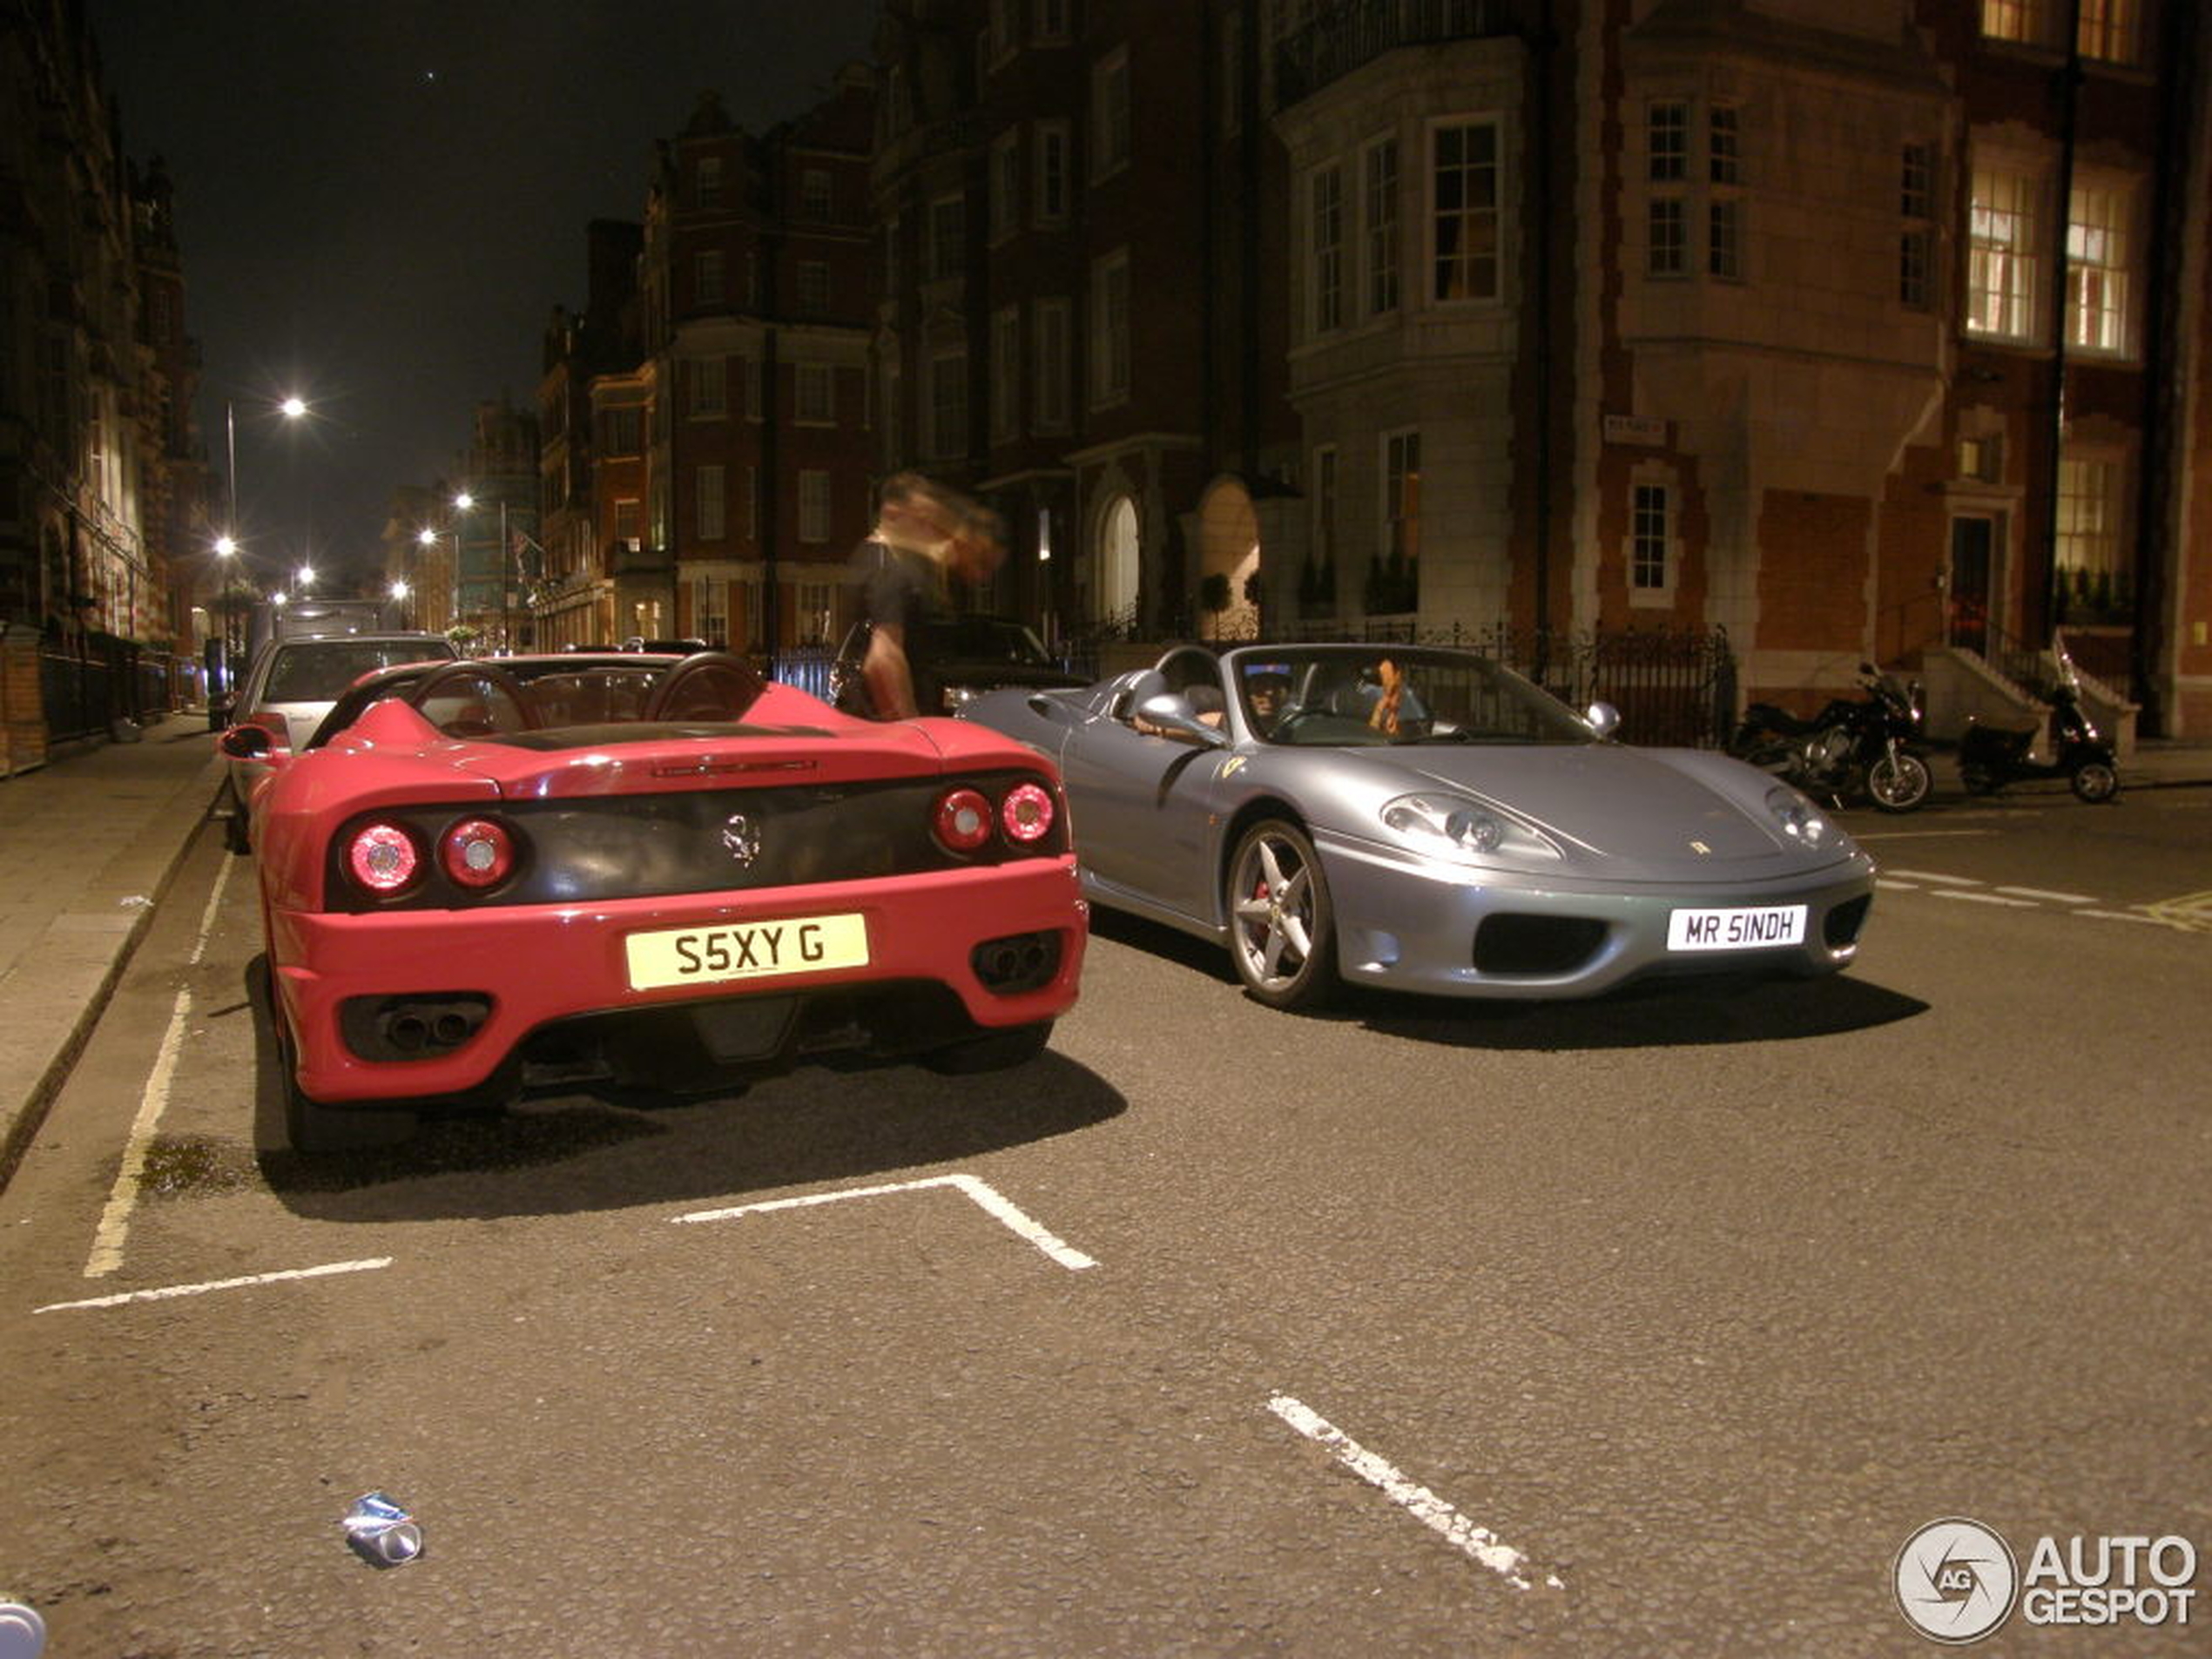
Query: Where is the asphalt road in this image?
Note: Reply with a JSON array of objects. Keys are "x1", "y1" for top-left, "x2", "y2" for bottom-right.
[{"x1": 3, "y1": 786, "x2": 2207, "y2": 1656}]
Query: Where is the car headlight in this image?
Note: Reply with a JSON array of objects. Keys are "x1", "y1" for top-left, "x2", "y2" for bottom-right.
[
  {"x1": 1764, "y1": 785, "x2": 1833, "y2": 849},
  {"x1": 1379, "y1": 792, "x2": 1561, "y2": 862}
]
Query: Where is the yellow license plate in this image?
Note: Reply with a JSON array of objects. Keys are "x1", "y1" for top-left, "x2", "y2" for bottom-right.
[{"x1": 625, "y1": 914, "x2": 869, "y2": 991}]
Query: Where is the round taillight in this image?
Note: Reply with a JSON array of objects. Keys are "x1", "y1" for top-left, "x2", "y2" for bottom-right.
[
  {"x1": 441, "y1": 818, "x2": 516, "y2": 890},
  {"x1": 1001, "y1": 781, "x2": 1055, "y2": 845},
  {"x1": 934, "y1": 787, "x2": 995, "y2": 853},
  {"x1": 347, "y1": 822, "x2": 421, "y2": 894}
]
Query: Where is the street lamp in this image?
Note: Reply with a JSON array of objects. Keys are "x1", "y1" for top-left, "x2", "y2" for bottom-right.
[{"x1": 389, "y1": 578, "x2": 411, "y2": 630}]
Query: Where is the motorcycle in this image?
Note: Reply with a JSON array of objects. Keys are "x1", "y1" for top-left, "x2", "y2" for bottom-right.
[
  {"x1": 1728, "y1": 662, "x2": 1932, "y2": 813},
  {"x1": 1957, "y1": 644, "x2": 2120, "y2": 804}
]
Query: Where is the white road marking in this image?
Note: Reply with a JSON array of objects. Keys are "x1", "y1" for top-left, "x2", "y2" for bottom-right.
[
  {"x1": 2075, "y1": 909, "x2": 2174, "y2": 926},
  {"x1": 1267, "y1": 1394, "x2": 1560, "y2": 1592},
  {"x1": 1884, "y1": 869, "x2": 1985, "y2": 886},
  {"x1": 83, "y1": 855, "x2": 238, "y2": 1279},
  {"x1": 1932, "y1": 890, "x2": 2039, "y2": 908},
  {"x1": 37, "y1": 1258, "x2": 393, "y2": 1313},
  {"x1": 1993, "y1": 887, "x2": 2096, "y2": 905},
  {"x1": 676, "y1": 1173, "x2": 1098, "y2": 1271},
  {"x1": 81, "y1": 988, "x2": 191, "y2": 1278},
  {"x1": 1875, "y1": 880, "x2": 1920, "y2": 891},
  {"x1": 186, "y1": 852, "x2": 236, "y2": 966}
]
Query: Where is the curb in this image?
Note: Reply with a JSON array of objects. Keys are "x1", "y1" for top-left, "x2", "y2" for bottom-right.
[{"x1": 0, "y1": 750, "x2": 225, "y2": 1193}]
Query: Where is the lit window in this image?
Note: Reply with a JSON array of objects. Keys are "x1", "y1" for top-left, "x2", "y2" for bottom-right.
[
  {"x1": 1432, "y1": 120, "x2": 1500, "y2": 303},
  {"x1": 1968, "y1": 165, "x2": 2038, "y2": 339},
  {"x1": 2067, "y1": 184, "x2": 2130, "y2": 354},
  {"x1": 693, "y1": 577, "x2": 728, "y2": 642},
  {"x1": 2055, "y1": 455, "x2": 2128, "y2": 617},
  {"x1": 1980, "y1": 0, "x2": 2046, "y2": 44},
  {"x1": 2076, "y1": 0, "x2": 2138, "y2": 62}
]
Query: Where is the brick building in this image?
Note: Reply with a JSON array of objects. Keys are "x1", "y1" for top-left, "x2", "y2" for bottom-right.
[{"x1": 867, "y1": 0, "x2": 2211, "y2": 737}]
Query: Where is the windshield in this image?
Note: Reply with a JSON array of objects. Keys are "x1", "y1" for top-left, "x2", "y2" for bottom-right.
[
  {"x1": 260, "y1": 639, "x2": 455, "y2": 703},
  {"x1": 1232, "y1": 648, "x2": 1597, "y2": 747},
  {"x1": 922, "y1": 617, "x2": 1055, "y2": 666}
]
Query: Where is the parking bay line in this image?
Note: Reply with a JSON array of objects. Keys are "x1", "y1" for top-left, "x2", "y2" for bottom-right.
[
  {"x1": 35, "y1": 1258, "x2": 394, "y2": 1314},
  {"x1": 675, "y1": 1173, "x2": 1098, "y2": 1271},
  {"x1": 83, "y1": 853, "x2": 236, "y2": 1278},
  {"x1": 1267, "y1": 1394, "x2": 1561, "y2": 1592}
]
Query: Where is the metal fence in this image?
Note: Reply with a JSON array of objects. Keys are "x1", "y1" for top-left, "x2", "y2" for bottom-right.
[{"x1": 37, "y1": 635, "x2": 185, "y2": 744}]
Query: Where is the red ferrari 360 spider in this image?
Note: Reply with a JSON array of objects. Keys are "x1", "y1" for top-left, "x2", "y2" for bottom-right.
[{"x1": 221, "y1": 651, "x2": 1086, "y2": 1150}]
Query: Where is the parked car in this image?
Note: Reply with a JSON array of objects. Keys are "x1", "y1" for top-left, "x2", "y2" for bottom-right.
[
  {"x1": 219, "y1": 651, "x2": 1084, "y2": 1150},
  {"x1": 829, "y1": 614, "x2": 1087, "y2": 717},
  {"x1": 960, "y1": 642, "x2": 1876, "y2": 1008},
  {"x1": 217, "y1": 631, "x2": 458, "y2": 853}
]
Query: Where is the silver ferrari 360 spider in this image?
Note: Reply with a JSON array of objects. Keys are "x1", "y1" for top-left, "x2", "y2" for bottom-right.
[{"x1": 960, "y1": 643, "x2": 1876, "y2": 1008}]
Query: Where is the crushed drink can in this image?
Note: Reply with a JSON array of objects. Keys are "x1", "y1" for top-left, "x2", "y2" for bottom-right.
[{"x1": 342, "y1": 1491, "x2": 423, "y2": 1567}]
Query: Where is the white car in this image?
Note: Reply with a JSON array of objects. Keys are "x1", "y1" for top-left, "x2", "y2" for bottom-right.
[{"x1": 218, "y1": 632, "x2": 456, "y2": 852}]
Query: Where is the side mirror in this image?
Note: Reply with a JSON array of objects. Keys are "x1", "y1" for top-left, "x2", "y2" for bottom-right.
[
  {"x1": 1583, "y1": 701, "x2": 1622, "y2": 739},
  {"x1": 1135, "y1": 692, "x2": 1228, "y2": 748},
  {"x1": 218, "y1": 724, "x2": 272, "y2": 760}
]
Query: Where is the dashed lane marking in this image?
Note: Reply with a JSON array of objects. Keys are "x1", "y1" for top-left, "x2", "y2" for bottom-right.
[
  {"x1": 1267, "y1": 1394, "x2": 1561, "y2": 1592},
  {"x1": 675, "y1": 1173, "x2": 1098, "y2": 1271},
  {"x1": 1932, "y1": 890, "x2": 2040, "y2": 908},
  {"x1": 36, "y1": 1258, "x2": 394, "y2": 1313},
  {"x1": 1993, "y1": 886, "x2": 2097, "y2": 905},
  {"x1": 1882, "y1": 869, "x2": 1986, "y2": 886}
]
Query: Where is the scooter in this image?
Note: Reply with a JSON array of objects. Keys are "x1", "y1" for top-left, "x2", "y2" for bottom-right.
[
  {"x1": 1958, "y1": 645, "x2": 2120, "y2": 804},
  {"x1": 1728, "y1": 662, "x2": 1932, "y2": 813}
]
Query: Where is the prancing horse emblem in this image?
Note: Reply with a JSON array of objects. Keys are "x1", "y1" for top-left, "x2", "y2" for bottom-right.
[
  {"x1": 721, "y1": 813, "x2": 761, "y2": 867},
  {"x1": 1689, "y1": 840, "x2": 1712, "y2": 855}
]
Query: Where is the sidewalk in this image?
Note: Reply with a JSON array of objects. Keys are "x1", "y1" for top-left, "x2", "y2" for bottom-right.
[{"x1": 0, "y1": 711, "x2": 224, "y2": 1188}]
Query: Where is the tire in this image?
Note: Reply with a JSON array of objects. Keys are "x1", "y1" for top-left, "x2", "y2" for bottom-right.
[
  {"x1": 2069, "y1": 759, "x2": 2120, "y2": 804},
  {"x1": 924, "y1": 1019, "x2": 1054, "y2": 1075},
  {"x1": 1866, "y1": 751, "x2": 1932, "y2": 813},
  {"x1": 272, "y1": 990, "x2": 416, "y2": 1153},
  {"x1": 218, "y1": 776, "x2": 251, "y2": 855},
  {"x1": 1225, "y1": 819, "x2": 1339, "y2": 1011}
]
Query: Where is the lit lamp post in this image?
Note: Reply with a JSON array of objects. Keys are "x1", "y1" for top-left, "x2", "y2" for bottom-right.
[
  {"x1": 212, "y1": 392, "x2": 309, "y2": 689},
  {"x1": 389, "y1": 578, "x2": 411, "y2": 630}
]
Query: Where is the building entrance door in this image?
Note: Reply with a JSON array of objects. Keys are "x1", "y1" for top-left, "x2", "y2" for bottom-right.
[{"x1": 1947, "y1": 516, "x2": 1994, "y2": 656}]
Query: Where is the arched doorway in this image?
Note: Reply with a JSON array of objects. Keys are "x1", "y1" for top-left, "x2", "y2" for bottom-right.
[
  {"x1": 1197, "y1": 477, "x2": 1259, "y2": 639},
  {"x1": 1098, "y1": 494, "x2": 1139, "y2": 631}
]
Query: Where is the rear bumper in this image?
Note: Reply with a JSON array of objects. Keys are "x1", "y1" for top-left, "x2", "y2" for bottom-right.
[{"x1": 271, "y1": 858, "x2": 1086, "y2": 1103}]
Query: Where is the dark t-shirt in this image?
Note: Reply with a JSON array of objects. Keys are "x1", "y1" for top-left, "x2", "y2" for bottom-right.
[{"x1": 847, "y1": 538, "x2": 951, "y2": 717}]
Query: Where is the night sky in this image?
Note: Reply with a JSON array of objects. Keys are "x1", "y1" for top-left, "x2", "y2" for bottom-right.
[{"x1": 85, "y1": 1, "x2": 886, "y2": 589}]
